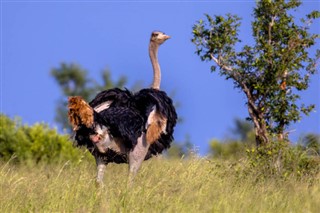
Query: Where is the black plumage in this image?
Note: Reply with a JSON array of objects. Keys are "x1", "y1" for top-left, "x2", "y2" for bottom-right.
[
  {"x1": 68, "y1": 31, "x2": 176, "y2": 183},
  {"x1": 98, "y1": 106, "x2": 144, "y2": 149},
  {"x1": 73, "y1": 88, "x2": 177, "y2": 162},
  {"x1": 89, "y1": 88, "x2": 132, "y2": 108},
  {"x1": 72, "y1": 88, "x2": 145, "y2": 163},
  {"x1": 132, "y1": 88, "x2": 177, "y2": 154}
]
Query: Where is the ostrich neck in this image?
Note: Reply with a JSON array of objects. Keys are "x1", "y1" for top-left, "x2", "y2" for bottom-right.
[{"x1": 149, "y1": 42, "x2": 161, "y2": 90}]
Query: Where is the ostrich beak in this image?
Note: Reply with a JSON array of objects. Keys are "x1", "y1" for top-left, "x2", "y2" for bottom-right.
[{"x1": 164, "y1": 35, "x2": 171, "y2": 40}]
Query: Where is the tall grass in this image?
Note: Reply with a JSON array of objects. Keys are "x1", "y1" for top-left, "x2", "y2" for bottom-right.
[{"x1": 1, "y1": 157, "x2": 319, "y2": 212}]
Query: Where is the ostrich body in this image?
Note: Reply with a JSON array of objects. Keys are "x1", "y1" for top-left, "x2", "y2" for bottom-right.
[{"x1": 68, "y1": 31, "x2": 177, "y2": 184}]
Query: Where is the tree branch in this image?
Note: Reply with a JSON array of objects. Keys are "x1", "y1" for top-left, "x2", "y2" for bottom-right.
[
  {"x1": 268, "y1": 16, "x2": 275, "y2": 45},
  {"x1": 210, "y1": 53, "x2": 233, "y2": 72},
  {"x1": 209, "y1": 53, "x2": 262, "y2": 118}
]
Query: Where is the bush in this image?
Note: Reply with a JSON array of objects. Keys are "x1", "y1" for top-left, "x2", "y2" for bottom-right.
[
  {"x1": 0, "y1": 114, "x2": 90, "y2": 164},
  {"x1": 209, "y1": 139, "x2": 252, "y2": 160},
  {"x1": 300, "y1": 133, "x2": 320, "y2": 156},
  {"x1": 246, "y1": 141, "x2": 320, "y2": 180}
]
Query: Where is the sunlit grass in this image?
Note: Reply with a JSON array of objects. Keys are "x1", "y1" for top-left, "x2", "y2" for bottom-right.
[{"x1": 1, "y1": 157, "x2": 319, "y2": 212}]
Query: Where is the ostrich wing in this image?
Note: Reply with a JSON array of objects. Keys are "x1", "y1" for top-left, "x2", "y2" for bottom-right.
[
  {"x1": 69, "y1": 94, "x2": 144, "y2": 150},
  {"x1": 133, "y1": 88, "x2": 178, "y2": 154},
  {"x1": 98, "y1": 106, "x2": 144, "y2": 149},
  {"x1": 89, "y1": 88, "x2": 143, "y2": 149},
  {"x1": 90, "y1": 88, "x2": 132, "y2": 109}
]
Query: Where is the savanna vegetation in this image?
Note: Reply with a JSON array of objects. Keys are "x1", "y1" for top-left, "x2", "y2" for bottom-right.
[
  {"x1": 1, "y1": 114, "x2": 319, "y2": 212},
  {"x1": 1, "y1": 157, "x2": 319, "y2": 213},
  {"x1": 1, "y1": 0, "x2": 319, "y2": 212}
]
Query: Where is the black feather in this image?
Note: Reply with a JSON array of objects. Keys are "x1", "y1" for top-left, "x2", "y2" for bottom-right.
[
  {"x1": 72, "y1": 87, "x2": 177, "y2": 164},
  {"x1": 98, "y1": 106, "x2": 144, "y2": 149},
  {"x1": 89, "y1": 88, "x2": 132, "y2": 108},
  {"x1": 73, "y1": 125, "x2": 95, "y2": 149},
  {"x1": 132, "y1": 88, "x2": 178, "y2": 155},
  {"x1": 74, "y1": 88, "x2": 143, "y2": 149}
]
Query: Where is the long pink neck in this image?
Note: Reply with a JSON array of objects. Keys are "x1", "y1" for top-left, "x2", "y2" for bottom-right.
[{"x1": 149, "y1": 42, "x2": 161, "y2": 90}]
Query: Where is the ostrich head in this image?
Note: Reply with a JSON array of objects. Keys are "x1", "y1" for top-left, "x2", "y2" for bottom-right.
[{"x1": 150, "y1": 31, "x2": 170, "y2": 45}]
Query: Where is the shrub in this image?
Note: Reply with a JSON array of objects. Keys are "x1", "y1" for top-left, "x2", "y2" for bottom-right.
[
  {"x1": 0, "y1": 114, "x2": 90, "y2": 164},
  {"x1": 209, "y1": 139, "x2": 252, "y2": 160},
  {"x1": 246, "y1": 141, "x2": 320, "y2": 180}
]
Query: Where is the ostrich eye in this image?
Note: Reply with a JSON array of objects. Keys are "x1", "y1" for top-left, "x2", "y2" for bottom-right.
[{"x1": 153, "y1": 33, "x2": 159, "y2": 37}]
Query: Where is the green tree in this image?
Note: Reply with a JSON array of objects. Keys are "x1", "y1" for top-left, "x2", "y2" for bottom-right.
[
  {"x1": 51, "y1": 63, "x2": 127, "y2": 131},
  {"x1": 192, "y1": 0, "x2": 319, "y2": 146}
]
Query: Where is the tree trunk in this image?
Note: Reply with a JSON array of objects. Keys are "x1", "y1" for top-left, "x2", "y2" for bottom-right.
[
  {"x1": 247, "y1": 102, "x2": 269, "y2": 146},
  {"x1": 254, "y1": 122, "x2": 269, "y2": 146}
]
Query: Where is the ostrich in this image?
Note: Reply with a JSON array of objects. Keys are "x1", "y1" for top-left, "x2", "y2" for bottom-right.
[{"x1": 68, "y1": 31, "x2": 177, "y2": 184}]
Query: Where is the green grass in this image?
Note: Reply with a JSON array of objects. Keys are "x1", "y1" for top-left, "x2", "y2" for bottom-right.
[{"x1": 1, "y1": 157, "x2": 319, "y2": 212}]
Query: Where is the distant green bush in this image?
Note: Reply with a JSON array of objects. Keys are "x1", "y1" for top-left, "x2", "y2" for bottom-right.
[
  {"x1": 246, "y1": 141, "x2": 320, "y2": 180},
  {"x1": 209, "y1": 139, "x2": 253, "y2": 160},
  {"x1": 0, "y1": 114, "x2": 90, "y2": 164},
  {"x1": 209, "y1": 138, "x2": 319, "y2": 180},
  {"x1": 300, "y1": 133, "x2": 320, "y2": 156}
]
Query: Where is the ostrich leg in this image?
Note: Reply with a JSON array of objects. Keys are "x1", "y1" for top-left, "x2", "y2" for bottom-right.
[
  {"x1": 95, "y1": 157, "x2": 107, "y2": 185},
  {"x1": 128, "y1": 133, "x2": 150, "y2": 185}
]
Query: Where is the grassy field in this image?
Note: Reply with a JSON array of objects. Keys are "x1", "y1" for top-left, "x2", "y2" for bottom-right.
[{"x1": 1, "y1": 157, "x2": 319, "y2": 213}]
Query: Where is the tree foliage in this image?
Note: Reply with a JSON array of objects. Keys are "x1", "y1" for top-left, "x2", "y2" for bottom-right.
[
  {"x1": 51, "y1": 63, "x2": 127, "y2": 131},
  {"x1": 192, "y1": 0, "x2": 319, "y2": 146}
]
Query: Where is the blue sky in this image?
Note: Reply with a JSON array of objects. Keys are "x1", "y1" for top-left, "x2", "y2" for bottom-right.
[{"x1": 1, "y1": 1, "x2": 319, "y2": 154}]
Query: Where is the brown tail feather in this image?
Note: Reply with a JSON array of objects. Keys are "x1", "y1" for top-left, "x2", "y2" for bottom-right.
[{"x1": 68, "y1": 96, "x2": 94, "y2": 130}]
